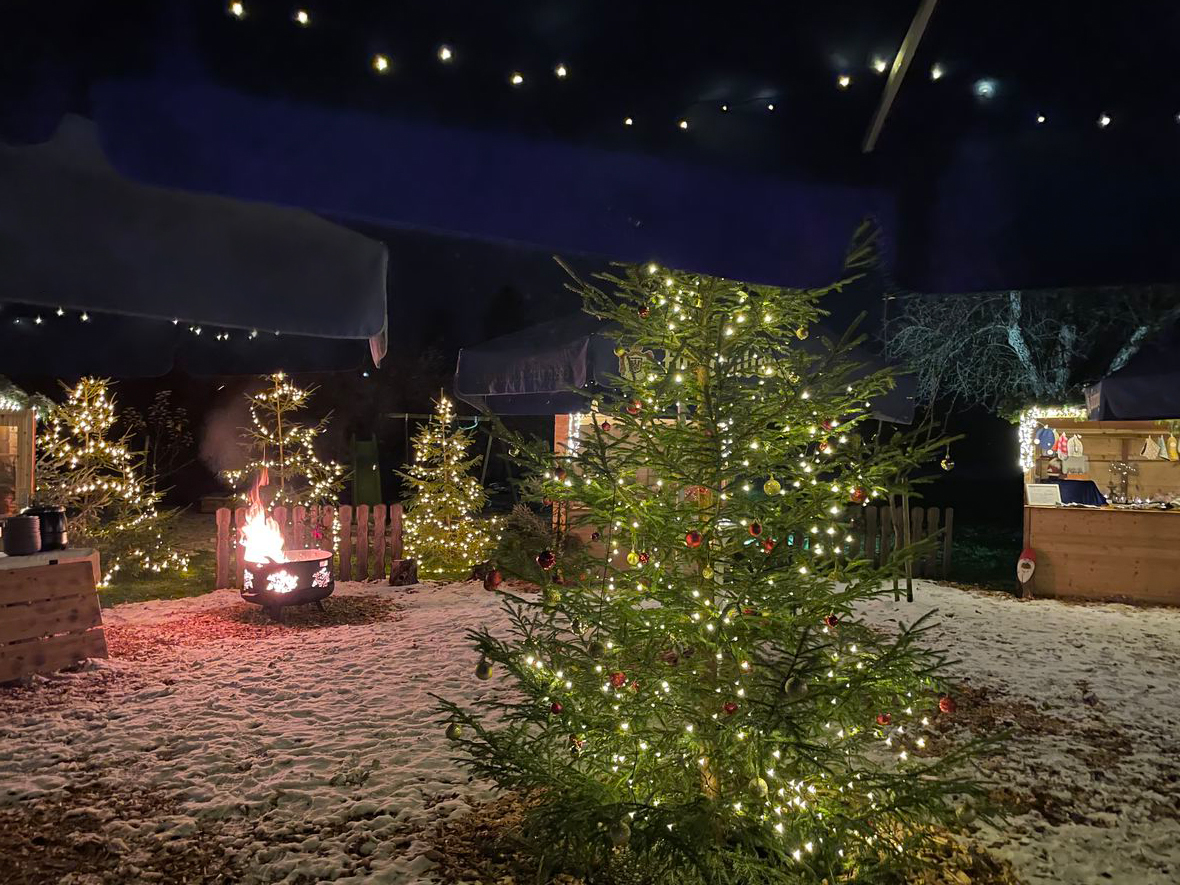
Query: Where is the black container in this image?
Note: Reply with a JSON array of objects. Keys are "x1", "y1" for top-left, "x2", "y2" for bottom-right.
[
  {"x1": 24, "y1": 505, "x2": 68, "y2": 550},
  {"x1": 2, "y1": 515, "x2": 42, "y2": 556}
]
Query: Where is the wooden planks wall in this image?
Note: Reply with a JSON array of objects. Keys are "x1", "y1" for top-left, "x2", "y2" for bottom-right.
[
  {"x1": 1024, "y1": 505, "x2": 1180, "y2": 604},
  {"x1": 0, "y1": 560, "x2": 107, "y2": 682}
]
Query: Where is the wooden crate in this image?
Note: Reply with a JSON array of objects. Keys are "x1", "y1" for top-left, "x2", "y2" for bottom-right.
[{"x1": 0, "y1": 557, "x2": 108, "y2": 682}]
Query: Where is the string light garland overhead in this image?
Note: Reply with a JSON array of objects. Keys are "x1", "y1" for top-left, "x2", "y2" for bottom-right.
[{"x1": 215, "y1": 3, "x2": 1177, "y2": 153}]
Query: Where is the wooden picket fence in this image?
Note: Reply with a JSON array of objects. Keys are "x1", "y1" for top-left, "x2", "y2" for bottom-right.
[
  {"x1": 214, "y1": 504, "x2": 404, "y2": 589},
  {"x1": 846, "y1": 504, "x2": 954, "y2": 579}
]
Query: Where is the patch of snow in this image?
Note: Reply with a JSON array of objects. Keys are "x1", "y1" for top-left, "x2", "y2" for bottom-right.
[{"x1": 2, "y1": 579, "x2": 1178, "y2": 883}]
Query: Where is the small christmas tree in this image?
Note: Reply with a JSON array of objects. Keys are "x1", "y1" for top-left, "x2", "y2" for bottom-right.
[
  {"x1": 224, "y1": 372, "x2": 346, "y2": 507},
  {"x1": 399, "y1": 396, "x2": 498, "y2": 579},
  {"x1": 441, "y1": 263, "x2": 990, "y2": 882},
  {"x1": 36, "y1": 378, "x2": 188, "y2": 585}
]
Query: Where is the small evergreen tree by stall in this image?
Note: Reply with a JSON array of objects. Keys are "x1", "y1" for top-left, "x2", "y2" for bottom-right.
[
  {"x1": 399, "y1": 396, "x2": 498, "y2": 579},
  {"x1": 223, "y1": 372, "x2": 346, "y2": 507},
  {"x1": 441, "y1": 263, "x2": 989, "y2": 883},
  {"x1": 36, "y1": 378, "x2": 188, "y2": 585}
]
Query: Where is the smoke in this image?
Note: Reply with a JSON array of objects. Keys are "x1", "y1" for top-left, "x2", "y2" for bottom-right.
[{"x1": 199, "y1": 388, "x2": 252, "y2": 479}]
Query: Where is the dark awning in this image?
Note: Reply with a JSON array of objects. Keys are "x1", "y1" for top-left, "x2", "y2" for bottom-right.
[
  {"x1": 1085, "y1": 325, "x2": 1180, "y2": 421},
  {"x1": 455, "y1": 312, "x2": 916, "y2": 424},
  {"x1": 0, "y1": 116, "x2": 388, "y2": 374}
]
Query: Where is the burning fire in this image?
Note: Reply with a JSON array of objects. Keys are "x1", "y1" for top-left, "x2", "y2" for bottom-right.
[{"x1": 241, "y1": 469, "x2": 285, "y2": 565}]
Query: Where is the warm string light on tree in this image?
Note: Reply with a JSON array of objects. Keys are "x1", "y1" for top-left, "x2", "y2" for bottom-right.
[
  {"x1": 440, "y1": 254, "x2": 989, "y2": 881},
  {"x1": 222, "y1": 372, "x2": 347, "y2": 509},
  {"x1": 35, "y1": 378, "x2": 189, "y2": 586},
  {"x1": 399, "y1": 396, "x2": 500, "y2": 580}
]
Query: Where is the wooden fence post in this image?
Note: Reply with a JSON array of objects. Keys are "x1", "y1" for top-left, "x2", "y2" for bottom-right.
[
  {"x1": 273, "y1": 506, "x2": 289, "y2": 549},
  {"x1": 233, "y1": 506, "x2": 248, "y2": 590},
  {"x1": 292, "y1": 505, "x2": 306, "y2": 549},
  {"x1": 941, "y1": 507, "x2": 954, "y2": 578},
  {"x1": 355, "y1": 504, "x2": 370, "y2": 580},
  {"x1": 215, "y1": 508, "x2": 230, "y2": 589},
  {"x1": 372, "y1": 504, "x2": 387, "y2": 580},
  {"x1": 924, "y1": 506, "x2": 939, "y2": 577},
  {"x1": 389, "y1": 504, "x2": 404, "y2": 560},
  {"x1": 338, "y1": 505, "x2": 353, "y2": 581},
  {"x1": 319, "y1": 505, "x2": 335, "y2": 562},
  {"x1": 865, "y1": 506, "x2": 879, "y2": 566}
]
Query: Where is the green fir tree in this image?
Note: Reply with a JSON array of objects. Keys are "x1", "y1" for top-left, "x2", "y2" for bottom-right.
[
  {"x1": 36, "y1": 378, "x2": 188, "y2": 586},
  {"x1": 399, "y1": 395, "x2": 498, "y2": 580},
  {"x1": 441, "y1": 262, "x2": 991, "y2": 883}
]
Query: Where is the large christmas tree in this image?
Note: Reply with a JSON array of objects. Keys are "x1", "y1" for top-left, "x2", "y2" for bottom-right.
[
  {"x1": 223, "y1": 372, "x2": 346, "y2": 507},
  {"x1": 399, "y1": 396, "x2": 498, "y2": 580},
  {"x1": 36, "y1": 378, "x2": 188, "y2": 585},
  {"x1": 442, "y1": 263, "x2": 987, "y2": 882}
]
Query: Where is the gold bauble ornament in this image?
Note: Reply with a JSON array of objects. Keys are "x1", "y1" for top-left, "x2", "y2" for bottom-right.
[
  {"x1": 763, "y1": 477, "x2": 782, "y2": 496},
  {"x1": 702, "y1": 566, "x2": 714, "y2": 580},
  {"x1": 795, "y1": 326, "x2": 808, "y2": 340},
  {"x1": 626, "y1": 550, "x2": 640, "y2": 566}
]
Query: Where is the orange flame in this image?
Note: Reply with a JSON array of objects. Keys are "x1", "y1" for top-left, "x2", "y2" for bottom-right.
[{"x1": 241, "y1": 468, "x2": 285, "y2": 564}]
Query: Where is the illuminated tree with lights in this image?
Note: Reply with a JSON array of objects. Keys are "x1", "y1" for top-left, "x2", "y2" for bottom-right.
[
  {"x1": 399, "y1": 396, "x2": 498, "y2": 579},
  {"x1": 224, "y1": 372, "x2": 346, "y2": 507},
  {"x1": 36, "y1": 378, "x2": 188, "y2": 585},
  {"x1": 441, "y1": 262, "x2": 990, "y2": 882}
]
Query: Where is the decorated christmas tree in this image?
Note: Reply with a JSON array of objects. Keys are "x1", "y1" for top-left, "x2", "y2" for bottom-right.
[
  {"x1": 441, "y1": 263, "x2": 989, "y2": 882},
  {"x1": 223, "y1": 372, "x2": 346, "y2": 507},
  {"x1": 36, "y1": 378, "x2": 188, "y2": 585},
  {"x1": 399, "y1": 395, "x2": 498, "y2": 579}
]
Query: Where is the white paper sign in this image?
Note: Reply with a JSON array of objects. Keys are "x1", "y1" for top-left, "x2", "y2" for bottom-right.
[{"x1": 1026, "y1": 484, "x2": 1063, "y2": 506}]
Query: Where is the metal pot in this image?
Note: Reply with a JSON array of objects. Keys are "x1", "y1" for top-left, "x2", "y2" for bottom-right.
[
  {"x1": 2, "y1": 515, "x2": 42, "y2": 556},
  {"x1": 23, "y1": 505, "x2": 68, "y2": 550}
]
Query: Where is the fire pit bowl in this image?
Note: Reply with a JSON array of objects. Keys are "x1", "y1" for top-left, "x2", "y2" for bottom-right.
[{"x1": 242, "y1": 549, "x2": 334, "y2": 621}]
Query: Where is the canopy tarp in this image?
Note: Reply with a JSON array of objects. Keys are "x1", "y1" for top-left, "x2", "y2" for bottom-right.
[
  {"x1": 1085, "y1": 325, "x2": 1180, "y2": 421},
  {"x1": 0, "y1": 116, "x2": 389, "y2": 374},
  {"x1": 455, "y1": 312, "x2": 915, "y2": 424}
]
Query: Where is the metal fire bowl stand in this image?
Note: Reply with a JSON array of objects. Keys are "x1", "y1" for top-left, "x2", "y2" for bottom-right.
[{"x1": 241, "y1": 549, "x2": 335, "y2": 621}]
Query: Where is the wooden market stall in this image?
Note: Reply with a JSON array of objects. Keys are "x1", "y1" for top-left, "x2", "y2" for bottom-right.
[
  {"x1": 0, "y1": 406, "x2": 35, "y2": 518},
  {"x1": 1022, "y1": 414, "x2": 1180, "y2": 605}
]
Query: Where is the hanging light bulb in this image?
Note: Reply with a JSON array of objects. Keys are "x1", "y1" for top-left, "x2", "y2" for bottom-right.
[
  {"x1": 438, "y1": 45, "x2": 453, "y2": 62},
  {"x1": 292, "y1": 9, "x2": 310, "y2": 26},
  {"x1": 509, "y1": 71, "x2": 524, "y2": 86},
  {"x1": 1097, "y1": 112, "x2": 1111, "y2": 128},
  {"x1": 228, "y1": 1, "x2": 245, "y2": 19},
  {"x1": 837, "y1": 74, "x2": 852, "y2": 89},
  {"x1": 624, "y1": 116, "x2": 634, "y2": 126},
  {"x1": 678, "y1": 119, "x2": 689, "y2": 130},
  {"x1": 930, "y1": 63, "x2": 945, "y2": 81},
  {"x1": 554, "y1": 63, "x2": 568, "y2": 78},
  {"x1": 872, "y1": 56, "x2": 889, "y2": 74},
  {"x1": 372, "y1": 54, "x2": 390, "y2": 73}
]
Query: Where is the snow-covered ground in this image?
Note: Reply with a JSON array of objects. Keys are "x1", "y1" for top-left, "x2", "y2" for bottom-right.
[{"x1": 1, "y1": 580, "x2": 1178, "y2": 884}]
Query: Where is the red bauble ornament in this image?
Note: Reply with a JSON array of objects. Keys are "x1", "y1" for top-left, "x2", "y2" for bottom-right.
[
  {"x1": 876, "y1": 713, "x2": 892, "y2": 726},
  {"x1": 609, "y1": 671, "x2": 627, "y2": 688},
  {"x1": 483, "y1": 569, "x2": 503, "y2": 591},
  {"x1": 748, "y1": 522, "x2": 763, "y2": 537},
  {"x1": 818, "y1": 440, "x2": 830, "y2": 453},
  {"x1": 939, "y1": 695, "x2": 957, "y2": 715},
  {"x1": 685, "y1": 530, "x2": 703, "y2": 548},
  {"x1": 742, "y1": 607, "x2": 757, "y2": 616},
  {"x1": 536, "y1": 550, "x2": 556, "y2": 570},
  {"x1": 638, "y1": 306, "x2": 650, "y2": 318},
  {"x1": 638, "y1": 551, "x2": 650, "y2": 564},
  {"x1": 822, "y1": 419, "x2": 834, "y2": 431},
  {"x1": 762, "y1": 538, "x2": 775, "y2": 553},
  {"x1": 629, "y1": 680, "x2": 640, "y2": 692},
  {"x1": 723, "y1": 701, "x2": 739, "y2": 716},
  {"x1": 550, "y1": 702, "x2": 564, "y2": 715},
  {"x1": 600, "y1": 421, "x2": 612, "y2": 432},
  {"x1": 849, "y1": 487, "x2": 867, "y2": 504},
  {"x1": 555, "y1": 467, "x2": 567, "y2": 480},
  {"x1": 823, "y1": 614, "x2": 839, "y2": 628},
  {"x1": 591, "y1": 531, "x2": 601, "y2": 541},
  {"x1": 626, "y1": 401, "x2": 641, "y2": 415}
]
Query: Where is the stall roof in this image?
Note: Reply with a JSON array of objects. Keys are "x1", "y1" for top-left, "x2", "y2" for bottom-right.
[
  {"x1": 1085, "y1": 325, "x2": 1180, "y2": 421},
  {"x1": 455, "y1": 312, "x2": 916, "y2": 424},
  {"x1": 0, "y1": 116, "x2": 388, "y2": 374}
]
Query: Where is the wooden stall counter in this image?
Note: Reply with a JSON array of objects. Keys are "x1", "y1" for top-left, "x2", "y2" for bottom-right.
[{"x1": 1023, "y1": 505, "x2": 1180, "y2": 605}]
